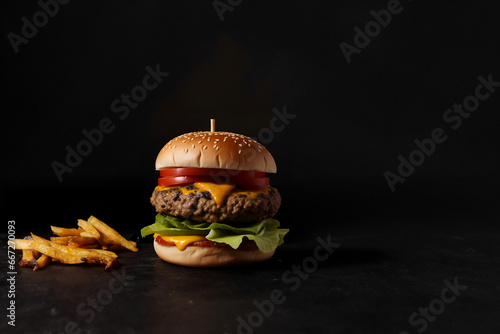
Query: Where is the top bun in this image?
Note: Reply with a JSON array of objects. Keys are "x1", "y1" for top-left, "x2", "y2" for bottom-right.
[{"x1": 155, "y1": 131, "x2": 277, "y2": 173}]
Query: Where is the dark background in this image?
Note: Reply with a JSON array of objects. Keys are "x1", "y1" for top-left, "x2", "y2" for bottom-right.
[
  {"x1": 1, "y1": 1, "x2": 500, "y2": 333},
  {"x1": 2, "y1": 0, "x2": 500, "y2": 227},
  {"x1": 2, "y1": 0, "x2": 499, "y2": 232}
]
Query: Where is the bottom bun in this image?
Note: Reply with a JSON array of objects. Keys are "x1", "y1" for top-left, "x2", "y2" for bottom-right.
[{"x1": 153, "y1": 240, "x2": 275, "y2": 267}]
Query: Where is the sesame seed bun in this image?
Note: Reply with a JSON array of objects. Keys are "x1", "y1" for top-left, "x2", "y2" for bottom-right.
[
  {"x1": 155, "y1": 131, "x2": 277, "y2": 173},
  {"x1": 153, "y1": 240, "x2": 275, "y2": 267}
]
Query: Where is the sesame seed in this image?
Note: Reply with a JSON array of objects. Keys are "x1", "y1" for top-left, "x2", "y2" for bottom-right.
[
  {"x1": 184, "y1": 148, "x2": 188, "y2": 153},
  {"x1": 198, "y1": 140, "x2": 202, "y2": 144},
  {"x1": 203, "y1": 145, "x2": 207, "y2": 150},
  {"x1": 192, "y1": 144, "x2": 195, "y2": 148},
  {"x1": 238, "y1": 150, "x2": 242, "y2": 154},
  {"x1": 173, "y1": 145, "x2": 176, "y2": 148}
]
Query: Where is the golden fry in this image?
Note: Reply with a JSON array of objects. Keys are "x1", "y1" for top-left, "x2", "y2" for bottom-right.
[
  {"x1": 88, "y1": 216, "x2": 138, "y2": 252},
  {"x1": 14, "y1": 239, "x2": 33, "y2": 250},
  {"x1": 50, "y1": 226, "x2": 82, "y2": 237},
  {"x1": 51, "y1": 236, "x2": 97, "y2": 247},
  {"x1": 78, "y1": 244, "x2": 101, "y2": 249},
  {"x1": 79, "y1": 232, "x2": 111, "y2": 248},
  {"x1": 51, "y1": 236, "x2": 74, "y2": 245},
  {"x1": 79, "y1": 224, "x2": 113, "y2": 247},
  {"x1": 30, "y1": 234, "x2": 118, "y2": 270},
  {"x1": 77, "y1": 219, "x2": 100, "y2": 239},
  {"x1": 19, "y1": 249, "x2": 39, "y2": 268},
  {"x1": 33, "y1": 254, "x2": 52, "y2": 271},
  {"x1": 68, "y1": 236, "x2": 99, "y2": 248}
]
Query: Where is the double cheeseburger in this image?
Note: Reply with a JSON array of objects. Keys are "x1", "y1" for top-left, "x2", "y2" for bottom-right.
[{"x1": 140, "y1": 126, "x2": 288, "y2": 267}]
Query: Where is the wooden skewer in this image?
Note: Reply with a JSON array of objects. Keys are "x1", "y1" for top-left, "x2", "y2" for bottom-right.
[{"x1": 210, "y1": 119, "x2": 215, "y2": 132}]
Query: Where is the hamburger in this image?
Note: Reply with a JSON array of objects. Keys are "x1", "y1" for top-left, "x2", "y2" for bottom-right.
[{"x1": 140, "y1": 123, "x2": 288, "y2": 267}]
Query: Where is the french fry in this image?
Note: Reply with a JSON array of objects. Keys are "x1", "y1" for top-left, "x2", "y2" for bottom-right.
[
  {"x1": 77, "y1": 219, "x2": 100, "y2": 239},
  {"x1": 30, "y1": 234, "x2": 118, "y2": 270},
  {"x1": 79, "y1": 221, "x2": 113, "y2": 247},
  {"x1": 87, "y1": 216, "x2": 138, "y2": 252},
  {"x1": 19, "y1": 249, "x2": 39, "y2": 268},
  {"x1": 14, "y1": 239, "x2": 33, "y2": 250},
  {"x1": 51, "y1": 236, "x2": 98, "y2": 247},
  {"x1": 79, "y1": 232, "x2": 112, "y2": 249},
  {"x1": 78, "y1": 244, "x2": 101, "y2": 249},
  {"x1": 33, "y1": 254, "x2": 51, "y2": 271},
  {"x1": 51, "y1": 236, "x2": 74, "y2": 245},
  {"x1": 50, "y1": 226, "x2": 82, "y2": 237},
  {"x1": 80, "y1": 232, "x2": 94, "y2": 238},
  {"x1": 68, "y1": 236, "x2": 99, "y2": 248}
]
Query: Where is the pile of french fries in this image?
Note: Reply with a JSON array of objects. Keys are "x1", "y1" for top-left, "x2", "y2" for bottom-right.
[{"x1": 15, "y1": 216, "x2": 138, "y2": 271}]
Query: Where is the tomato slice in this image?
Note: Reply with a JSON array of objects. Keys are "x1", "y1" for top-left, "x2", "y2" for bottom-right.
[
  {"x1": 157, "y1": 168, "x2": 269, "y2": 188},
  {"x1": 158, "y1": 176, "x2": 211, "y2": 186},
  {"x1": 229, "y1": 177, "x2": 270, "y2": 187},
  {"x1": 159, "y1": 167, "x2": 264, "y2": 178},
  {"x1": 157, "y1": 175, "x2": 269, "y2": 188}
]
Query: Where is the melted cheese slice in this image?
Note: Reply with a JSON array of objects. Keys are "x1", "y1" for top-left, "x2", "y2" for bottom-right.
[
  {"x1": 231, "y1": 188, "x2": 271, "y2": 198},
  {"x1": 155, "y1": 183, "x2": 272, "y2": 207},
  {"x1": 154, "y1": 233, "x2": 207, "y2": 251},
  {"x1": 194, "y1": 182, "x2": 235, "y2": 207}
]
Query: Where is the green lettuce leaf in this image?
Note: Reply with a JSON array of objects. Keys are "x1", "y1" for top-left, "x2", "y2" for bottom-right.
[{"x1": 141, "y1": 214, "x2": 289, "y2": 253}]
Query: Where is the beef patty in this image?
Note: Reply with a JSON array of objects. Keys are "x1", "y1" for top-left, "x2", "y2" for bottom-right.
[{"x1": 151, "y1": 186, "x2": 281, "y2": 223}]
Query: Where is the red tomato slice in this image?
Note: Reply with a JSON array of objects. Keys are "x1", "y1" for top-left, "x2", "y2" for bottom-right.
[
  {"x1": 157, "y1": 175, "x2": 269, "y2": 188},
  {"x1": 229, "y1": 177, "x2": 269, "y2": 187},
  {"x1": 159, "y1": 167, "x2": 264, "y2": 178},
  {"x1": 158, "y1": 176, "x2": 212, "y2": 187}
]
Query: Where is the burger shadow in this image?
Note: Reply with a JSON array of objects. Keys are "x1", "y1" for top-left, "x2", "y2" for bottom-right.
[
  {"x1": 211, "y1": 248, "x2": 393, "y2": 277},
  {"x1": 267, "y1": 247, "x2": 394, "y2": 271}
]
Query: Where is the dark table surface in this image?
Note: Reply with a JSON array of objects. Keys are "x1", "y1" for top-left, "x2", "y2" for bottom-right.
[
  {"x1": 2, "y1": 219, "x2": 500, "y2": 334},
  {"x1": 1, "y1": 183, "x2": 500, "y2": 334}
]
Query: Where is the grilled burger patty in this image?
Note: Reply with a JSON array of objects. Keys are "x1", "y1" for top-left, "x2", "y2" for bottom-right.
[{"x1": 151, "y1": 185, "x2": 281, "y2": 223}]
